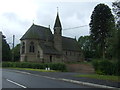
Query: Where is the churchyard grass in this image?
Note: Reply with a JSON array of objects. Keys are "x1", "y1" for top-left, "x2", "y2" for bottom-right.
[
  {"x1": 75, "y1": 74, "x2": 120, "y2": 82},
  {"x1": 3, "y1": 67, "x2": 58, "y2": 72}
]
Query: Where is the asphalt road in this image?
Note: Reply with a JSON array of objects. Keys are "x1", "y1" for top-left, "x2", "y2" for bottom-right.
[{"x1": 2, "y1": 69, "x2": 91, "y2": 88}]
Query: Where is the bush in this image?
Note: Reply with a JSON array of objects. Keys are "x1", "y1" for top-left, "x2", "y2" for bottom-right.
[
  {"x1": 92, "y1": 59, "x2": 120, "y2": 76},
  {"x1": 2, "y1": 62, "x2": 67, "y2": 72}
]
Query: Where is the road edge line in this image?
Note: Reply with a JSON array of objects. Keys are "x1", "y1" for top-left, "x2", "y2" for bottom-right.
[
  {"x1": 5, "y1": 69, "x2": 120, "y2": 89},
  {"x1": 6, "y1": 79, "x2": 27, "y2": 88},
  {"x1": 58, "y1": 78, "x2": 119, "y2": 89}
]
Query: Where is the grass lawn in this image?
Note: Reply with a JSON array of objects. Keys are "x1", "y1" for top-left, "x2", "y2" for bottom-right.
[
  {"x1": 75, "y1": 74, "x2": 120, "y2": 82},
  {"x1": 3, "y1": 67, "x2": 58, "y2": 72}
]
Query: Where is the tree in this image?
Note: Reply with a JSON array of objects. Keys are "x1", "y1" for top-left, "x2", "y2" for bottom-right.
[
  {"x1": 2, "y1": 35, "x2": 12, "y2": 61},
  {"x1": 11, "y1": 44, "x2": 20, "y2": 61},
  {"x1": 78, "y1": 36, "x2": 96, "y2": 59},
  {"x1": 112, "y1": 0, "x2": 120, "y2": 61},
  {"x1": 112, "y1": 0, "x2": 120, "y2": 28},
  {"x1": 89, "y1": 3, "x2": 115, "y2": 59}
]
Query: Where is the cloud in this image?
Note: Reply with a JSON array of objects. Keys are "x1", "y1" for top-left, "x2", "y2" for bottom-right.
[{"x1": 0, "y1": 1, "x2": 113, "y2": 45}]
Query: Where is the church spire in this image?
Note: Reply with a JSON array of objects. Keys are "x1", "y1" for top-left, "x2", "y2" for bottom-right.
[
  {"x1": 53, "y1": 8, "x2": 62, "y2": 52},
  {"x1": 54, "y1": 8, "x2": 62, "y2": 29}
]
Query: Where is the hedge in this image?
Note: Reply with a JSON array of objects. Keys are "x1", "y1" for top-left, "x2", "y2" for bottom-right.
[
  {"x1": 2, "y1": 62, "x2": 67, "y2": 72},
  {"x1": 92, "y1": 59, "x2": 120, "y2": 76}
]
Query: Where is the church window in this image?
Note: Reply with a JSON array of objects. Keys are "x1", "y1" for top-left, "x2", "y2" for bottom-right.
[
  {"x1": 66, "y1": 51, "x2": 67, "y2": 55},
  {"x1": 50, "y1": 55, "x2": 52, "y2": 62},
  {"x1": 29, "y1": 42, "x2": 35, "y2": 52},
  {"x1": 22, "y1": 42, "x2": 25, "y2": 54}
]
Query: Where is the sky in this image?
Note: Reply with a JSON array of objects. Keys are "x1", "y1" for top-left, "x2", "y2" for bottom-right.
[{"x1": 0, "y1": 0, "x2": 115, "y2": 47}]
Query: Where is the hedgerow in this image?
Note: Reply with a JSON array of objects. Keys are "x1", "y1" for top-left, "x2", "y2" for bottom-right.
[
  {"x1": 92, "y1": 59, "x2": 120, "y2": 76},
  {"x1": 2, "y1": 62, "x2": 67, "y2": 72}
]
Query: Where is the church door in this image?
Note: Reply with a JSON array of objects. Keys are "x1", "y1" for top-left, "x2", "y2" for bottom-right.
[{"x1": 50, "y1": 55, "x2": 52, "y2": 62}]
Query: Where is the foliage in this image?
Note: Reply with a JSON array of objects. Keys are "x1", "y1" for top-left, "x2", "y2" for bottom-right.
[
  {"x1": 2, "y1": 35, "x2": 12, "y2": 61},
  {"x1": 112, "y1": 0, "x2": 120, "y2": 61},
  {"x1": 112, "y1": 0, "x2": 120, "y2": 27},
  {"x1": 92, "y1": 59, "x2": 120, "y2": 76},
  {"x1": 2, "y1": 62, "x2": 67, "y2": 72},
  {"x1": 78, "y1": 36, "x2": 93, "y2": 58},
  {"x1": 78, "y1": 36, "x2": 100, "y2": 58},
  {"x1": 11, "y1": 44, "x2": 20, "y2": 61},
  {"x1": 89, "y1": 3, "x2": 115, "y2": 59},
  {"x1": 75, "y1": 74, "x2": 120, "y2": 82}
]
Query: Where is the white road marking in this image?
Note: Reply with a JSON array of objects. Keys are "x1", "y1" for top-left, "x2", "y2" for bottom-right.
[
  {"x1": 4, "y1": 69, "x2": 119, "y2": 89},
  {"x1": 6, "y1": 79, "x2": 27, "y2": 88},
  {"x1": 59, "y1": 78, "x2": 119, "y2": 89}
]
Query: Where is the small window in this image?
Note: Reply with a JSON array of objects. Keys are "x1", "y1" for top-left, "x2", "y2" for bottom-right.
[
  {"x1": 66, "y1": 51, "x2": 67, "y2": 55},
  {"x1": 50, "y1": 55, "x2": 52, "y2": 62},
  {"x1": 29, "y1": 42, "x2": 35, "y2": 53},
  {"x1": 22, "y1": 42, "x2": 25, "y2": 54}
]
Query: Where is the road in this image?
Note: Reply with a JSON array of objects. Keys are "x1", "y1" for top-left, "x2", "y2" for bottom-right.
[{"x1": 2, "y1": 69, "x2": 91, "y2": 88}]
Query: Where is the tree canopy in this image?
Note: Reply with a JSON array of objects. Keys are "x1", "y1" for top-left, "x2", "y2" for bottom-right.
[
  {"x1": 2, "y1": 35, "x2": 12, "y2": 61},
  {"x1": 89, "y1": 3, "x2": 115, "y2": 59},
  {"x1": 12, "y1": 44, "x2": 20, "y2": 61},
  {"x1": 112, "y1": 0, "x2": 120, "y2": 61}
]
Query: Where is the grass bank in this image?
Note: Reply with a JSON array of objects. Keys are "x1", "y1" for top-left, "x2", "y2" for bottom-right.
[
  {"x1": 4, "y1": 67, "x2": 58, "y2": 72},
  {"x1": 75, "y1": 74, "x2": 120, "y2": 82}
]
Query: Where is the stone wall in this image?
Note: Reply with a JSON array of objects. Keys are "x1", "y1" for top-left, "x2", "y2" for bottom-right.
[
  {"x1": 43, "y1": 54, "x2": 63, "y2": 63},
  {"x1": 63, "y1": 50, "x2": 82, "y2": 62},
  {"x1": 20, "y1": 39, "x2": 83, "y2": 63},
  {"x1": 66, "y1": 64, "x2": 95, "y2": 74}
]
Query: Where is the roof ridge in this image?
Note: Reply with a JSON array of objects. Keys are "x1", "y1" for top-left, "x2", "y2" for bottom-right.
[
  {"x1": 33, "y1": 24, "x2": 50, "y2": 29},
  {"x1": 62, "y1": 36, "x2": 76, "y2": 40}
]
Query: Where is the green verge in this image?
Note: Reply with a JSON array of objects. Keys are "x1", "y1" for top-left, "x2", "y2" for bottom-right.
[
  {"x1": 4, "y1": 67, "x2": 59, "y2": 72},
  {"x1": 75, "y1": 74, "x2": 120, "y2": 82}
]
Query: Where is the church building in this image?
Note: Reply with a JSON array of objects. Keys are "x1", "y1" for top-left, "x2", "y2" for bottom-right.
[{"x1": 20, "y1": 12, "x2": 83, "y2": 63}]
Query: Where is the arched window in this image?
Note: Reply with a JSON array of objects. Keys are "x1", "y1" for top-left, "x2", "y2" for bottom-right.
[
  {"x1": 29, "y1": 42, "x2": 35, "y2": 52},
  {"x1": 22, "y1": 42, "x2": 25, "y2": 54}
]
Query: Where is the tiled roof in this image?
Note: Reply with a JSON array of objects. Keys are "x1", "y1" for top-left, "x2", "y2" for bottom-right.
[
  {"x1": 20, "y1": 24, "x2": 53, "y2": 41},
  {"x1": 20, "y1": 24, "x2": 81, "y2": 52},
  {"x1": 62, "y1": 36, "x2": 81, "y2": 51},
  {"x1": 39, "y1": 44, "x2": 60, "y2": 55}
]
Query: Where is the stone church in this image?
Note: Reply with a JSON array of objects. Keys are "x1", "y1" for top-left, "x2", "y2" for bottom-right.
[{"x1": 20, "y1": 12, "x2": 83, "y2": 63}]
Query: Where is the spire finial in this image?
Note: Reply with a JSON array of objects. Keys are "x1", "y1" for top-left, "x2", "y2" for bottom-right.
[
  {"x1": 57, "y1": 7, "x2": 59, "y2": 13},
  {"x1": 33, "y1": 20, "x2": 34, "y2": 24}
]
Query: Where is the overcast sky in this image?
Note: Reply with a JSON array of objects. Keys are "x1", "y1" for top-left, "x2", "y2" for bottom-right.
[{"x1": 0, "y1": 0, "x2": 115, "y2": 47}]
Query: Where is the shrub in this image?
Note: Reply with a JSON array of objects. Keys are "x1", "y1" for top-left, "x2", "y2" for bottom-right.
[
  {"x1": 92, "y1": 59, "x2": 120, "y2": 76},
  {"x1": 2, "y1": 62, "x2": 67, "y2": 72}
]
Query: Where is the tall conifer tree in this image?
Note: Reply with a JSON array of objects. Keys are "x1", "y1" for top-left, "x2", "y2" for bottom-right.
[{"x1": 89, "y1": 3, "x2": 115, "y2": 59}]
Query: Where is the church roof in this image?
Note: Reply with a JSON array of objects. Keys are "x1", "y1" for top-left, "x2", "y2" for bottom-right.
[
  {"x1": 21, "y1": 24, "x2": 81, "y2": 52},
  {"x1": 54, "y1": 13, "x2": 62, "y2": 28},
  {"x1": 20, "y1": 24, "x2": 53, "y2": 41},
  {"x1": 62, "y1": 36, "x2": 81, "y2": 51},
  {"x1": 39, "y1": 44, "x2": 60, "y2": 55}
]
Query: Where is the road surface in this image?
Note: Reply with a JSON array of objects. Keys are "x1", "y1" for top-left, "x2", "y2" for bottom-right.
[{"x1": 2, "y1": 69, "x2": 91, "y2": 88}]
